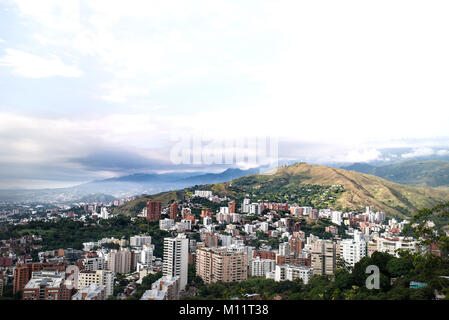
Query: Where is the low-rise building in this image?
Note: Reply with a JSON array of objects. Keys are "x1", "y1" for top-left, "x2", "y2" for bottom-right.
[{"x1": 72, "y1": 283, "x2": 105, "y2": 300}]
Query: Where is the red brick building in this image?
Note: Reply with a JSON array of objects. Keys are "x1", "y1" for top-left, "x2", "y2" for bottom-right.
[
  {"x1": 169, "y1": 202, "x2": 178, "y2": 220},
  {"x1": 146, "y1": 201, "x2": 162, "y2": 222}
]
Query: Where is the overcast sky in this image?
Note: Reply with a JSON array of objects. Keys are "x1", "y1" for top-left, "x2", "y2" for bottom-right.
[{"x1": 1, "y1": 0, "x2": 449, "y2": 189}]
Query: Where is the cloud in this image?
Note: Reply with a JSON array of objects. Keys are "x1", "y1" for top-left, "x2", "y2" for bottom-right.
[
  {"x1": 0, "y1": 48, "x2": 83, "y2": 78},
  {"x1": 2, "y1": 1, "x2": 449, "y2": 187},
  {"x1": 436, "y1": 149, "x2": 449, "y2": 156},
  {"x1": 401, "y1": 148, "x2": 436, "y2": 159}
]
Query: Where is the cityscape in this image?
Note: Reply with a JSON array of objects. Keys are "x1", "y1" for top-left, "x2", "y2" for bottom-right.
[
  {"x1": 0, "y1": 175, "x2": 447, "y2": 301},
  {"x1": 1, "y1": 0, "x2": 449, "y2": 311}
]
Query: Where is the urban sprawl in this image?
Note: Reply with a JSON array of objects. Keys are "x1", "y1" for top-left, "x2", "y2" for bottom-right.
[{"x1": 0, "y1": 189, "x2": 430, "y2": 300}]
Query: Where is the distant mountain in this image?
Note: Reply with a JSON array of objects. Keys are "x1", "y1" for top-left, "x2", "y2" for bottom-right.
[
  {"x1": 179, "y1": 168, "x2": 261, "y2": 185},
  {"x1": 115, "y1": 162, "x2": 449, "y2": 218},
  {"x1": 0, "y1": 168, "x2": 260, "y2": 203},
  {"x1": 76, "y1": 193, "x2": 117, "y2": 204},
  {"x1": 342, "y1": 160, "x2": 449, "y2": 188}
]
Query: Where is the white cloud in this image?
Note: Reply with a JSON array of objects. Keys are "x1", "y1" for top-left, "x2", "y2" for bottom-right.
[
  {"x1": 402, "y1": 148, "x2": 435, "y2": 159},
  {"x1": 436, "y1": 149, "x2": 449, "y2": 156},
  {"x1": 328, "y1": 149, "x2": 383, "y2": 163},
  {"x1": 0, "y1": 48, "x2": 83, "y2": 78}
]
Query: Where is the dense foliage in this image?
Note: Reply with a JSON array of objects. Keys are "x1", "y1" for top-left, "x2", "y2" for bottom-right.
[
  {"x1": 0, "y1": 215, "x2": 171, "y2": 257},
  {"x1": 186, "y1": 202, "x2": 449, "y2": 300},
  {"x1": 185, "y1": 251, "x2": 449, "y2": 300}
]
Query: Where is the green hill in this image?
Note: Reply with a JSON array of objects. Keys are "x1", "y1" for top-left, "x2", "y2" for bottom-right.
[
  {"x1": 113, "y1": 163, "x2": 449, "y2": 218},
  {"x1": 113, "y1": 190, "x2": 186, "y2": 216},
  {"x1": 342, "y1": 160, "x2": 449, "y2": 188}
]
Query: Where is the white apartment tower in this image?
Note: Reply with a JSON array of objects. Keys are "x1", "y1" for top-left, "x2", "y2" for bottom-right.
[{"x1": 163, "y1": 234, "x2": 189, "y2": 291}]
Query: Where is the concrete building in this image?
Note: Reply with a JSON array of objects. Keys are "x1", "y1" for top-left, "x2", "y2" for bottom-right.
[
  {"x1": 242, "y1": 198, "x2": 251, "y2": 213},
  {"x1": 163, "y1": 235, "x2": 189, "y2": 291},
  {"x1": 13, "y1": 262, "x2": 66, "y2": 294},
  {"x1": 194, "y1": 190, "x2": 213, "y2": 198},
  {"x1": 311, "y1": 239, "x2": 336, "y2": 275},
  {"x1": 83, "y1": 256, "x2": 105, "y2": 271},
  {"x1": 77, "y1": 270, "x2": 114, "y2": 298},
  {"x1": 22, "y1": 271, "x2": 71, "y2": 300},
  {"x1": 376, "y1": 236, "x2": 418, "y2": 257},
  {"x1": 272, "y1": 265, "x2": 313, "y2": 284},
  {"x1": 250, "y1": 257, "x2": 275, "y2": 277},
  {"x1": 130, "y1": 235, "x2": 152, "y2": 248},
  {"x1": 146, "y1": 200, "x2": 162, "y2": 222},
  {"x1": 170, "y1": 202, "x2": 178, "y2": 220},
  {"x1": 108, "y1": 250, "x2": 132, "y2": 274},
  {"x1": 72, "y1": 283, "x2": 105, "y2": 300},
  {"x1": 160, "y1": 218, "x2": 175, "y2": 231},
  {"x1": 140, "y1": 275, "x2": 180, "y2": 300},
  {"x1": 196, "y1": 247, "x2": 248, "y2": 284},
  {"x1": 341, "y1": 233, "x2": 367, "y2": 267}
]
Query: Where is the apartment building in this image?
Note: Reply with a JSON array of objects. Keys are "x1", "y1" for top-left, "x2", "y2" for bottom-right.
[
  {"x1": 311, "y1": 239, "x2": 336, "y2": 275},
  {"x1": 22, "y1": 271, "x2": 71, "y2": 300},
  {"x1": 163, "y1": 235, "x2": 188, "y2": 291},
  {"x1": 72, "y1": 283, "x2": 105, "y2": 300},
  {"x1": 250, "y1": 257, "x2": 275, "y2": 277},
  {"x1": 140, "y1": 275, "x2": 180, "y2": 300},
  {"x1": 196, "y1": 247, "x2": 248, "y2": 284},
  {"x1": 108, "y1": 250, "x2": 132, "y2": 274},
  {"x1": 77, "y1": 270, "x2": 114, "y2": 298},
  {"x1": 130, "y1": 235, "x2": 152, "y2": 248},
  {"x1": 271, "y1": 264, "x2": 313, "y2": 284},
  {"x1": 376, "y1": 236, "x2": 418, "y2": 257}
]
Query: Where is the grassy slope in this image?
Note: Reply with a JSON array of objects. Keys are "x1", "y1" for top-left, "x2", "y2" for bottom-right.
[
  {"x1": 349, "y1": 160, "x2": 449, "y2": 188},
  {"x1": 112, "y1": 190, "x2": 186, "y2": 215},
  {"x1": 113, "y1": 163, "x2": 449, "y2": 218},
  {"x1": 252, "y1": 163, "x2": 449, "y2": 218}
]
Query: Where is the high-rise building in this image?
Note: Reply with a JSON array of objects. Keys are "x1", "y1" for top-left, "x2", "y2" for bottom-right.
[
  {"x1": 289, "y1": 238, "x2": 304, "y2": 257},
  {"x1": 242, "y1": 198, "x2": 251, "y2": 213},
  {"x1": 201, "y1": 209, "x2": 212, "y2": 218},
  {"x1": 196, "y1": 247, "x2": 248, "y2": 284},
  {"x1": 146, "y1": 201, "x2": 162, "y2": 222},
  {"x1": 170, "y1": 202, "x2": 178, "y2": 220},
  {"x1": 82, "y1": 256, "x2": 105, "y2": 271},
  {"x1": 311, "y1": 239, "x2": 336, "y2": 276},
  {"x1": 250, "y1": 257, "x2": 275, "y2": 277},
  {"x1": 204, "y1": 233, "x2": 218, "y2": 247},
  {"x1": 163, "y1": 235, "x2": 189, "y2": 291},
  {"x1": 181, "y1": 208, "x2": 191, "y2": 219},
  {"x1": 228, "y1": 201, "x2": 236, "y2": 213},
  {"x1": 279, "y1": 243, "x2": 290, "y2": 256},
  {"x1": 108, "y1": 250, "x2": 132, "y2": 274}
]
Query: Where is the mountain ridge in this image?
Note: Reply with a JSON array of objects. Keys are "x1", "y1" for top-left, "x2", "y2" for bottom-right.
[
  {"x1": 114, "y1": 162, "x2": 449, "y2": 218},
  {"x1": 341, "y1": 160, "x2": 449, "y2": 188}
]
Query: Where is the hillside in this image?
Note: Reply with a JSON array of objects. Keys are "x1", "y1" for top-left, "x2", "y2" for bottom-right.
[
  {"x1": 112, "y1": 190, "x2": 187, "y2": 215},
  {"x1": 342, "y1": 160, "x2": 449, "y2": 188},
  {"x1": 113, "y1": 163, "x2": 449, "y2": 218}
]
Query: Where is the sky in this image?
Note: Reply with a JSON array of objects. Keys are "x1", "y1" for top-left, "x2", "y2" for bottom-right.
[{"x1": 1, "y1": 0, "x2": 449, "y2": 189}]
